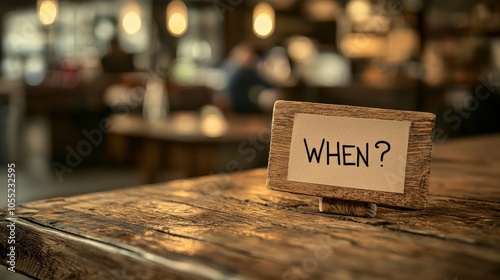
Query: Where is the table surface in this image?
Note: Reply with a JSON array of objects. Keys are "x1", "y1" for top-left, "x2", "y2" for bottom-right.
[
  {"x1": 1, "y1": 134, "x2": 500, "y2": 279},
  {"x1": 109, "y1": 112, "x2": 271, "y2": 143},
  {"x1": 107, "y1": 112, "x2": 271, "y2": 181}
]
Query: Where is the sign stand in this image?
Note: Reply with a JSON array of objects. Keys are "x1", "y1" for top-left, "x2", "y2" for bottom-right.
[
  {"x1": 319, "y1": 197, "x2": 377, "y2": 218},
  {"x1": 267, "y1": 101, "x2": 435, "y2": 218}
]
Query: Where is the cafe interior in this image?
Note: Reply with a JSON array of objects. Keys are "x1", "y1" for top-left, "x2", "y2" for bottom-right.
[
  {"x1": 0, "y1": 0, "x2": 499, "y2": 279},
  {"x1": 0, "y1": 0, "x2": 499, "y2": 240}
]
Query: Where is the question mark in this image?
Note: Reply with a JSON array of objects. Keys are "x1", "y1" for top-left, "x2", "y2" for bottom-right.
[{"x1": 375, "y1": 141, "x2": 391, "y2": 167}]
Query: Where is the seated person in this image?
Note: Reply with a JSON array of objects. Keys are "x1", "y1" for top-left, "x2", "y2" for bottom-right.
[
  {"x1": 223, "y1": 44, "x2": 274, "y2": 114},
  {"x1": 101, "y1": 36, "x2": 135, "y2": 73}
]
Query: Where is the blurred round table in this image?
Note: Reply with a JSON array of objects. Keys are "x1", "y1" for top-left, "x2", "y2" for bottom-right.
[{"x1": 107, "y1": 112, "x2": 271, "y2": 182}]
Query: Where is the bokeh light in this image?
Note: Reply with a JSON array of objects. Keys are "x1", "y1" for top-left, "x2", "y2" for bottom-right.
[
  {"x1": 253, "y1": 3, "x2": 275, "y2": 39},
  {"x1": 167, "y1": 0, "x2": 189, "y2": 37},
  {"x1": 38, "y1": 0, "x2": 58, "y2": 26},
  {"x1": 121, "y1": 1, "x2": 142, "y2": 35},
  {"x1": 346, "y1": 0, "x2": 371, "y2": 23},
  {"x1": 287, "y1": 36, "x2": 317, "y2": 63}
]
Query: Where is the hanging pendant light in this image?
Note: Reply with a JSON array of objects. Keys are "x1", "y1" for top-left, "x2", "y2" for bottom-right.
[
  {"x1": 253, "y1": 2, "x2": 275, "y2": 39},
  {"x1": 120, "y1": 1, "x2": 142, "y2": 35},
  {"x1": 37, "y1": 0, "x2": 58, "y2": 26},
  {"x1": 167, "y1": 0, "x2": 188, "y2": 37}
]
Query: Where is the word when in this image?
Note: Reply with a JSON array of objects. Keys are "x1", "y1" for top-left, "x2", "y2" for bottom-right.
[{"x1": 303, "y1": 138, "x2": 391, "y2": 167}]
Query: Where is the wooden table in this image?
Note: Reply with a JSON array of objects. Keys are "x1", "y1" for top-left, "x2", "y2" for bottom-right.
[
  {"x1": 1, "y1": 134, "x2": 500, "y2": 279},
  {"x1": 107, "y1": 112, "x2": 271, "y2": 181}
]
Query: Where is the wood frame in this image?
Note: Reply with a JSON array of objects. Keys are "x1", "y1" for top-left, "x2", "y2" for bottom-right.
[{"x1": 267, "y1": 100, "x2": 435, "y2": 209}]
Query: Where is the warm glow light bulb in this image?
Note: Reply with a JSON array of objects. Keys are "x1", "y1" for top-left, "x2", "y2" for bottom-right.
[
  {"x1": 122, "y1": 11, "x2": 141, "y2": 35},
  {"x1": 253, "y1": 3, "x2": 275, "y2": 39},
  {"x1": 167, "y1": 1, "x2": 188, "y2": 37},
  {"x1": 200, "y1": 105, "x2": 228, "y2": 137},
  {"x1": 121, "y1": 1, "x2": 142, "y2": 35},
  {"x1": 38, "y1": 0, "x2": 58, "y2": 26},
  {"x1": 304, "y1": 0, "x2": 339, "y2": 21},
  {"x1": 287, "y1": 36, "x2": 316, "y2": 63},
  {"x1": 168, "y1": 13, "x2": 187, "y2": 36},
  {"x1": 346, "y1": 0, "x2": 371, "y2": 23}
]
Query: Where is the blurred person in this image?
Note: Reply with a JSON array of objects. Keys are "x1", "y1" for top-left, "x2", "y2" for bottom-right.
[
  {"x1": 101, "y1": 36, "x2": 135, "y2": 73},
  {"x1": 221, "y1": 43, "x2": 277, "y2": 114}
]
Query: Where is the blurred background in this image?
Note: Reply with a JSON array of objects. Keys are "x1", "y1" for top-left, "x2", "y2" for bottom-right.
[
  {"x1": 1, "y1": 0, "x2": 500, "y2": 242},
  {"x1": 0, "y1": 0, "x2": 499, "y2": 277}
]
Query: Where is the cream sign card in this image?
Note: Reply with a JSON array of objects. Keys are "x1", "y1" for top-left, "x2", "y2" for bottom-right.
[
  {"x1": 287, "y1": 114, "x2": 410, "y2": 193},
  {"x1": 267, "y1": 101, "x2": 435, "y2": 209}
]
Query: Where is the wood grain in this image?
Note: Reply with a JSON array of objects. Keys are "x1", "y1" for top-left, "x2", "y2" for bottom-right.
[
  {"x1": 267, "y1": 100, "x2": 435, "y2": 209},
  {"x1": 319, "y1": 198, "x2": 377, "y2": 217},
  {"x1": 1, "y1": 135, "x2": 499, "y2": 279}
]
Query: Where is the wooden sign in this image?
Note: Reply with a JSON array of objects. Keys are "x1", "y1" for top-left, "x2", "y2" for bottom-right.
[{"x1": 267, "y1": 101, "x2": 435, "y2": 214}]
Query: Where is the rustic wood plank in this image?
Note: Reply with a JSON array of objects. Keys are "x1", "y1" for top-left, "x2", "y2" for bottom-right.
[
  {"x1": 18, "y1": 164, "x2": 499, "y2": 247},
  {"x1": 2, "y1": 193, "x2": 498, "y2": 279},
  {"x1": 267, "y1": 100, "x2": 435, "y2": 209},
  {"x1": 1, "y1": 134, "x2": 499, "y2": 279},
  {"x1": 432, "y1": 133, "x2": 500, "y2": 162},
  {"x1": 0, "y1": 219, "x2": 217, "y2": 280},
  {"x1": 429, "y1": 159, "x2": 500, "y2": 202},
  {"x1": 2, "y1": 164, "x2": 499, "y2": 279},
  {"x1": 319, "y1": 198, "x2": 377, "y2": 218}
]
